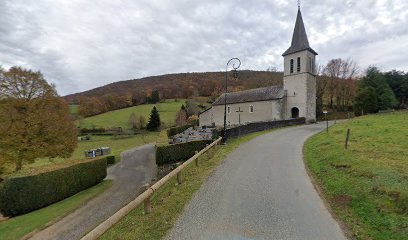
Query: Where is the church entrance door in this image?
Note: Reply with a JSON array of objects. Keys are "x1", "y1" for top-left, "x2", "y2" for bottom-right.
[{"x1": 291, "y1": 107, "x2": 299, "y2": 118}]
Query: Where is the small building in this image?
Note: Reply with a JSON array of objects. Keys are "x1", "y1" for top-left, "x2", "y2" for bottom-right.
[{"x1": 84, "y1": 147, "x2": 111, "y2": 158}]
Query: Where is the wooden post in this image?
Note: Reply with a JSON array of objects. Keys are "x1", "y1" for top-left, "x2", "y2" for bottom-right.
[
  {"x1": 177, "y1": 172, "x2": 182, "y2": 184},
  {"x1": 195, "y1": 150, "x2": 199, "y2": 166},
  {"x1": 143, "y1": 184, "x2": 152, "y2": 214},
  {"x1": 345, "y1": 128, "x2": 351, "y2": 149}
]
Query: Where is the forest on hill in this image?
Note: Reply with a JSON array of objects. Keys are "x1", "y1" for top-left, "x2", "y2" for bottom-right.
[{"x1": 63, "y1": 70, "x2": 284, "y2": 116}]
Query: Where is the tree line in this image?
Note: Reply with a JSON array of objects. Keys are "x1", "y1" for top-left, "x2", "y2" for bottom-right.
[{"x1": 66, "y1": 71, "x2": 283, "y2": 117}]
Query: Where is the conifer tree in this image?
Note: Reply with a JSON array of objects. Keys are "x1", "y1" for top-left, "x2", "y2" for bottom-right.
[{"x1": 146, "y1": 106, "x2": 161, "y2": 131}]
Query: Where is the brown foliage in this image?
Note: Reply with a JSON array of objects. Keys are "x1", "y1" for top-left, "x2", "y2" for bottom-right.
[
  {"x1": 0, "y1": 67, "x2": 77, "y2": 171},
  {"x1": 64, "y1": 71, "x2": 283, "y2": 116},
  {"x1": 175, "y1": 109, "x2": 188, "y2": 126},
  {"x1": 322, "y1": 58, "x2": 359, "y2": 111}
]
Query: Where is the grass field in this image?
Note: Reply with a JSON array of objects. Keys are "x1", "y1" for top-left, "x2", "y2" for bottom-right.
[
  {"x1": 77, "y1": 99, "x2": 185, "y2": 129},
  {"x1": 100, "y1": 129, "x2": 277, "y2": 240},
  {"x1": 69, "y1": 104, "x2": 78, "y2": 114},
  {"x1": 2, "y1": 100, "x2": 184, "y2": 177},
  {"x1": 0, "y1": 180, "x2": 112, "y2": 240},
  {"x1": 304, "y1": 111, "x2": 408, "y2": 240}
]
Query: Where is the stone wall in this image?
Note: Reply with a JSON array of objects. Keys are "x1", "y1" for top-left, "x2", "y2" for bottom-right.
[{"x1": 225, "y1": 118, "x2": 305, "y2": 139}]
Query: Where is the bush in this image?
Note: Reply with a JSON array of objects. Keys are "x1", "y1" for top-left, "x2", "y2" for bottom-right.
[
  {"x1": 80, "y1": 128, "x2": 106, "y2": 134},
  {"x1": 0, "y1": 158, "x2": 107, "y2": 216},
  {"x1": 106, "y1": 156, "x2": 115, "y2": 165},
  {"x1": 166, "y1": 125, "x2": 193, "y2": 137},
  {"x1": 156, "y1": 140, "x2": 212, "y2": 165}
]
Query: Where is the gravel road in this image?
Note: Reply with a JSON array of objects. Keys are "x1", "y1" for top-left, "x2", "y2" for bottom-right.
[
  {"x1": 29, "y1": 143, "x2": 156, "y2": 240},
  {"x1": 166, "y1": 122, "x2": 346, "y2": 240}
]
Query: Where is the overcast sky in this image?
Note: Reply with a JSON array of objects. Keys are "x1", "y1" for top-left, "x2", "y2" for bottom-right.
[{"x1": 1, "y1": 0, "x2": 407, "y2": 95}]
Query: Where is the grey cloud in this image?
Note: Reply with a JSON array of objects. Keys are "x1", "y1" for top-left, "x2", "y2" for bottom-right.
[{"x1": 0, "y1": 0, "x2": 407, "y2": 95}]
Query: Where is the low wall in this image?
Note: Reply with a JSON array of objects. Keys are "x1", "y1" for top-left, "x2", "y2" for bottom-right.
[{"x1": 226, "y1": 118, "x2": 305, "y2": 139}]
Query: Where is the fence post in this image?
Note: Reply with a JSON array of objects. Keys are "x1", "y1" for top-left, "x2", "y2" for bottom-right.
[
  {"x1": 345, "y1": 128, "x2": 351, "y2": 149},
  {"x1": 195, "y1": 150, "x2": 199, "y2": 167},
  {"x1": 143, "y1": 184, "x2": 152, "y2": 214},
  {"x1": 177, "y1": 171, "x2": 182, "y2": 184}
]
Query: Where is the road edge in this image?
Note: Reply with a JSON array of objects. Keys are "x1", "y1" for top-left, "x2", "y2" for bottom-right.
[{"x1": 301, "y1": 125, "x2": 353, "y2": 240}]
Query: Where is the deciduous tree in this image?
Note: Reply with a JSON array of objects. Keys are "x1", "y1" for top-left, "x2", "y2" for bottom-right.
[{"x1": 0, "y1": 66, "x2": 77, "y2": 171}]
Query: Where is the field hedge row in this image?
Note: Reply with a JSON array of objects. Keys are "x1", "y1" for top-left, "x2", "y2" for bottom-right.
[
  {"x1": 166, "y1": 125, "x2": 193, "y2": 137},
  {"x1": 0, "y1": 158, "x2": 107, "y2": 216},
  {"x1": 156, "y1": 140, "x2": 213, "y2": 165}
]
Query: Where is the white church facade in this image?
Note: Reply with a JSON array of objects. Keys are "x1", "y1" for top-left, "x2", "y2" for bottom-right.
[{"x1": 199, "y1": 8, "x2": 317, "y2": 127}]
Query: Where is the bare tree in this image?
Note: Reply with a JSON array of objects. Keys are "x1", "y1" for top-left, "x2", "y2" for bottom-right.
[{"x1": 322, "y1": 58, "x2": 360, "y2": 111}]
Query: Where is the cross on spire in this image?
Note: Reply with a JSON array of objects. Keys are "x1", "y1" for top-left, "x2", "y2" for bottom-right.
[{"x1": 298, "y1": 0, "x2": 301, "y2": 10}]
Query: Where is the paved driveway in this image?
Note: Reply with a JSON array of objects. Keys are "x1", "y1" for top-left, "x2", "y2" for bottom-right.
[
  {"x1": 166, "y1": 122, "x2": 346, "y2": 240},
  {"x1": 29, "y1": 143, "x2": 156, "y2": 240}
]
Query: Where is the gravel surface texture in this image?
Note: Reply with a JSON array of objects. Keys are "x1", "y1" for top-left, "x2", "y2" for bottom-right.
[
  {"x1": 166, "y1": 122, "x2": 346, "y2": 240},
  {"x1": 29, "y1": 143, "x2": 156, "y2": 240}
]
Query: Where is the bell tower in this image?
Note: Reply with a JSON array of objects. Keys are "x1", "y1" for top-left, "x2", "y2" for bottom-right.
[{"x1": 282, "y1": 7, "x2": 317, "y2": 123}]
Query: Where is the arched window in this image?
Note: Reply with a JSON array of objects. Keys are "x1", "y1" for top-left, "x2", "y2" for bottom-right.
[
  {"x1": 291, "y1": 107, "x2": 299, "y2": 118},
  {"x1": 290, "y1": 59, "x2": 294, "y2": 73},
  {"x1": 297, "y1": 57, "x2": 301, "y2": 72},
  {"x1": 249, "y1": 105, "x2": 254, "y2": 113}
]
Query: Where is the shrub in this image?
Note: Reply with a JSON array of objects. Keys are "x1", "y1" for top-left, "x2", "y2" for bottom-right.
[
  {"x1": 156, "y1": 140, "x2": 212, "y2": 165},
  {"x1": 166, "y1": 125, "x2": 193, "y2": 137},
  {"x1": 0, "y1": 158, "x2": 107, "y2": 216},
  {"x1": 80, "y1": 128, "x2": 106, "y2": 134},
  {"x1": 106, "y1": 156, "x2": 115, "y2": 165}
]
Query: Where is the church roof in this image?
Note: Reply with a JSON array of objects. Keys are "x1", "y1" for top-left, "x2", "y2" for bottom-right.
[
  {"x1": 212, "y1": 86, "x2": 284, "y2": 106},
  {"x1": 282, "y1": 9, "x2": 318, "y2": 56}
]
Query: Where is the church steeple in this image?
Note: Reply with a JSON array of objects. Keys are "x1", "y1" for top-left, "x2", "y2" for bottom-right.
[{"x1": 282, "y1": 9, "x2": 317, "y2": 56}]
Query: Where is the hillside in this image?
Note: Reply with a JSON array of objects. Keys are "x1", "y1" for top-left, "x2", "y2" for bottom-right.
[
  {"x1": 64, "y1": 71, "x2": 283, "y2": 103},
  {"x1": 63, "y1": 71, "x2": 284, "y2": 116},
  {"x1": 305, "y1": 111, "x2": 408, "y2": 240},
  {"x1": 78, "y1": 99, "x2": 184, "y2": 129}
]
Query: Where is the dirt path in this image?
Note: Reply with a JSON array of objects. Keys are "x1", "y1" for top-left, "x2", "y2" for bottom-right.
[{"x1": 29, "y1": 143, "x2": 156, "y2": 240}]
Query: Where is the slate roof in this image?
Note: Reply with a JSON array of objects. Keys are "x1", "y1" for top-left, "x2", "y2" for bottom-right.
[
  {"x1": 282, "y1": 9, "x2": 318, "y2": 56},
  {"x1": 212, "y1": 86, "x2": 284, "y2": 106}
]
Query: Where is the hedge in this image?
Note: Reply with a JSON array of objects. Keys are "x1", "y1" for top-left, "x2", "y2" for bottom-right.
[
  {"x1": 0, "y1": 158, "x2": 107, "y2": 216},
  {"x1": 156, "y1": 140, "x2": 212, "y2": 165},
  {"x1": 166, "y1": 125, "x2": 193, "y2": 137},
  {"x1": 106, "y1": 155, "x2": 115, "y2": 165}
]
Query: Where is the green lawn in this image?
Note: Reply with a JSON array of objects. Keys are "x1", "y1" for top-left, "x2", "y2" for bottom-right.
[
  {"x1": 78, "y1": 100, "x2": 185, "y2": 129},
  {"x1": 69, "y1": 104, "x2": 78, "y2": 114},
  {"x1": 0, "y1": 180, "x2": 113, "y2": 240},
  {"x1": 304, "y1": 111, "x2": 408, "y2": 240},
  {"x1": 100, "y1": 130, "x2": 278, "y2": 240},
  {"x1": 15, "y1": 132, "x2": 159, "y2": 173}
]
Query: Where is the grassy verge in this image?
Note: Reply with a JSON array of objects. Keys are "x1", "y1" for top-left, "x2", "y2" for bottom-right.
[
  {"x1": 0, "y1": 180, "x2": 113, "y2": 240},
  {"x1": 304, "y1": 111, "x2": 408, "y2": 240},
  {"x1": 100, "y1": 130, "x2": 277, "y2": 240}
]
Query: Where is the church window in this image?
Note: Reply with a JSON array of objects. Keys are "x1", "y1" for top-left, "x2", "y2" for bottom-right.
[
  {"x1": 297, "y1": 57, "x2": 301, "y2": 72},
  {"x1": 249, "y1": 105, "x2": 254, "y2": 113},
  {"x1": 227, "y1": 106, "x2": 231, "y2": 113},
  {"x1": 309, "y1": 57, "x2": 314, "y2": 73},
  {"x1": 290, "y1": 59, "x2": 294, "y2": 73}
]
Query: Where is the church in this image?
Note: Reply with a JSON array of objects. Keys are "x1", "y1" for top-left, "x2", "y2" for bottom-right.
[{"x1": 199, "y1": 7, "x2": 317, "y2": 127}]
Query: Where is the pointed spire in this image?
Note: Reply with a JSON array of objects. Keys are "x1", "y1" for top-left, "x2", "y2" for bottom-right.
[{"x1": 282, "y1": 8, "x2": 317, "y2": 56}]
